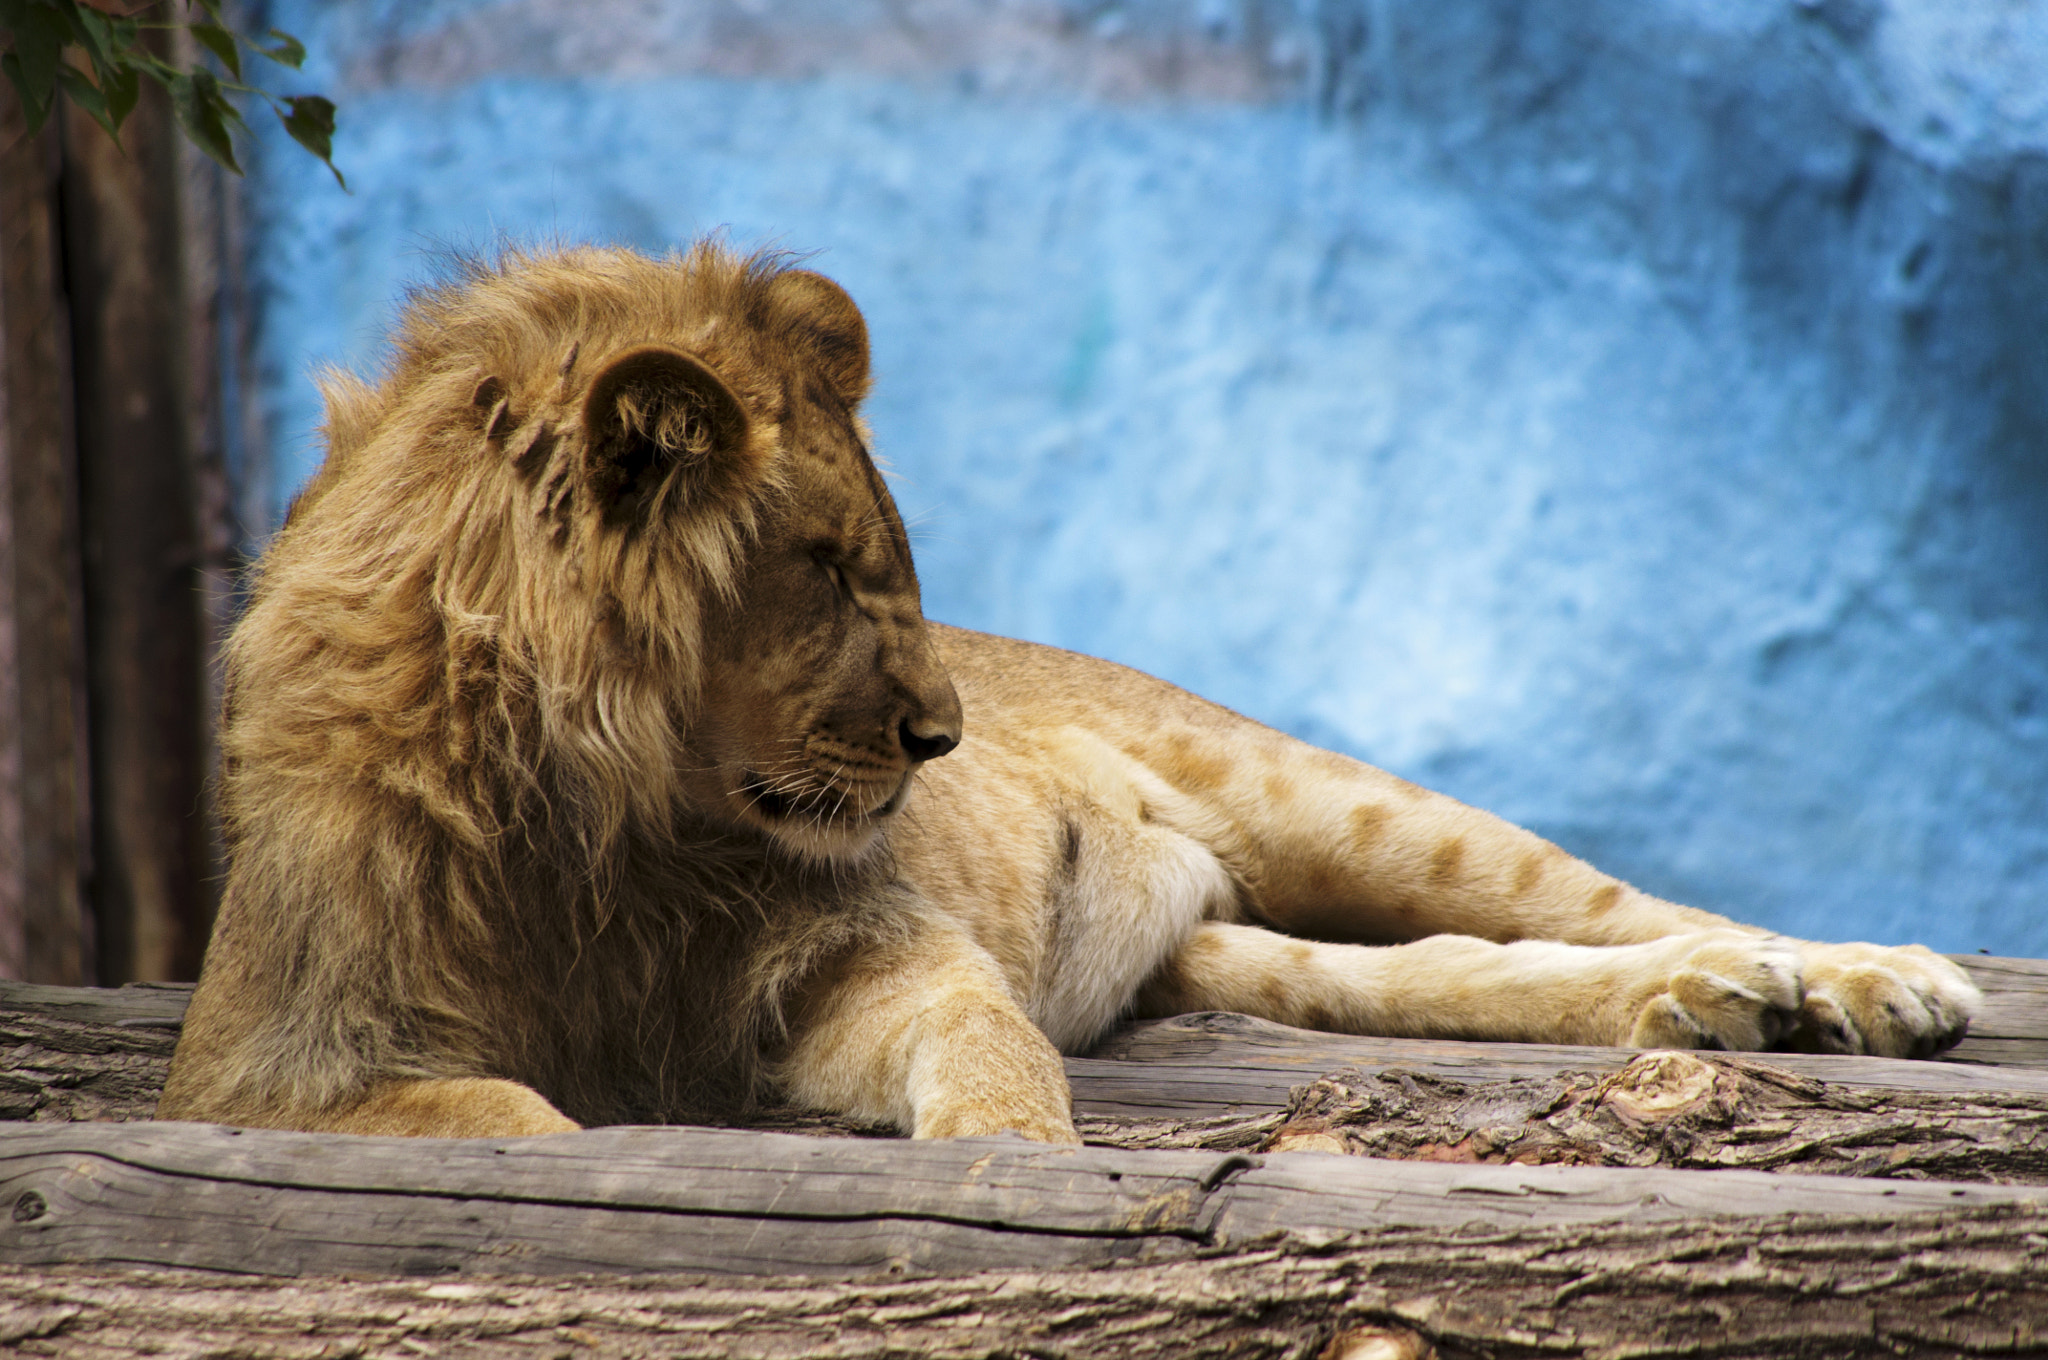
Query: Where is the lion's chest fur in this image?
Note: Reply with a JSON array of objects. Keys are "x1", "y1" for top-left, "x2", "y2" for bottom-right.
[{"x1": 473, "y1": 832, "x2": 919, "y2": 1125}]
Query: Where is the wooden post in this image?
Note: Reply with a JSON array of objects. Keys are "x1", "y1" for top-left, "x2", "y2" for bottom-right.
[
  {"x1": 0, "y1": 32, "x2": 234, "y2": 985},
  {"x1": 55, "y1": 63, "x2": 221, "y2": 983},
  {"x1": 0, "y1": 95, "x2": 92, "y2": 986}
]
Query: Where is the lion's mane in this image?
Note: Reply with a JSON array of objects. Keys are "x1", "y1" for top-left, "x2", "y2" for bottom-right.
[{"x1": 174, "y1": 245, "x2": 913, "y2": 1128}]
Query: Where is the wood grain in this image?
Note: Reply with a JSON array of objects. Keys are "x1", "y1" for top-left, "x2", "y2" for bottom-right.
[
  {"x1": 7, "y1": 1204, "x2": 2048, "y2": 1360},
  {"x1": 0, "y1": 982, "x2": 186, "y2": 1123},
  {"x1": 0, "y1": 96, "x2": 92, "y2": 988},
  {"x1": 1264, "y1": 1049, "x2": 2048, "y2": 1183},
  {"x1": 1077, "y1": 1007, "x2": 2048, "y2": 1128},
  {"x1": 1, "y1": 1120, "x2": 2044, "y2": 1282},
  {"x1": 58, "y1": 84, "x2": 219, "y2": 985}
]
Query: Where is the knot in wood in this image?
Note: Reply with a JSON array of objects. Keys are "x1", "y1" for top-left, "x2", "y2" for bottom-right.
[{"x1": 1598, "y1": 1050, "x2": 1720, "y2": 1121}]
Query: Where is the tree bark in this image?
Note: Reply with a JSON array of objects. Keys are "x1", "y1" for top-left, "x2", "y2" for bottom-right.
[
  {"x1": 2, "y1": 1207, "x2": 2046, "y2": 1359},
  {"x1": 0, "y1": 982, "x2": 184, "y2": 1123},
  {"x1": 1269, "y1": 1048, "x2": 2048, "y2": 1183}
]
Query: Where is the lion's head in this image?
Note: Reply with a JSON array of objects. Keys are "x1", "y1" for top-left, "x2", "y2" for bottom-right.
[{"x1": 241, "y1": 244, "x2": 959, "y2": 866}]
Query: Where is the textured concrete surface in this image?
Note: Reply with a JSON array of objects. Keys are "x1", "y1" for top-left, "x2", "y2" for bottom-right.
[{"x1": 241, "y1": 1, "x2": 2048, "y2": 953}]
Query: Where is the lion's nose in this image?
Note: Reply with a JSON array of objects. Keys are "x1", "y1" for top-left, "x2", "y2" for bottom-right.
[{"x1": 898, "y1": 716, "x2": 959, "y2": 763}]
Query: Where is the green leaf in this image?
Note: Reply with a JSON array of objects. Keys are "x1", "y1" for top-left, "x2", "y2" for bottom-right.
[
  {"x1": 0, "y1": 1, "x2": 341, "y2": 187},
  {"x1": 216, "y1": 84, "x2": 247, "y2": 133},
  {"x1": 253, "y1": 27, "x2": 304, "y2": 70},
  {"x1": 100, "y1": 61, "x2": 139, "y2": 128},
  {"x1": 1, "y1": 52, "x2": 54, "y2": 135},
  {"x1": 277, "y1": 93, "x2": 344, "y2": 188},
  {"x1": 2, "y1": 4, "x2": 68, "y2": 111},
  {"x1": 55, "y1": 62, "x2": 121, "y2": 142},
  {"x1": 188, "y1": 21, "x2": 240, "y2": 81},
  {"x1": 61, "y1": 6, "x2": 117, "y2": 79},
  {"x1": 104, "y1": 15, "x2": 141, "y2": 56},
  {"x1": 169, "y1": 68, "x2": 240, "y2": 174}
]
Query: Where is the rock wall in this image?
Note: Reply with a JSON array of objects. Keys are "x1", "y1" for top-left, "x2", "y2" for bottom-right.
[{"x1": 241, "y1": 1, "x2": 2048, "y2": 953}]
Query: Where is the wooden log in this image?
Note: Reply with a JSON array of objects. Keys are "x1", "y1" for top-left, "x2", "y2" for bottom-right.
[
  {"x1": 1266, "y1": 1049, "x2": 2048, "y2": 1183},
  {"x1": 1949, "y1": 953, "x2": 2048, "y2": 1068},
  {"x1": 0, "y1": 982, "x2": 186, "y2": 1124},
  {"x1": 1, "y1": 1119, "x2": 2044, "y2": 1282},
  {"x1": 4, "y1": 964, "x2": 2047, "y2": 1178},
  {"x1": 1073, "y1": 955, "x2": 2048, "y2": 1142},
  {"x1": 5, "y1": 1202, "x2": 2048, "y2": 1360},
  {"x1": 1088, "y1": 1004, "x2": 2048, "y2": 1107}
]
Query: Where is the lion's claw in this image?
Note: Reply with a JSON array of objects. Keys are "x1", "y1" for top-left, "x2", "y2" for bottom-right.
[
  {"x1": 1783, "y1": 942, "x2": 1980, "y2": 1058},
  {"x1": 1622, "y1": 935, "x2": 1978, "y2": 1059}
]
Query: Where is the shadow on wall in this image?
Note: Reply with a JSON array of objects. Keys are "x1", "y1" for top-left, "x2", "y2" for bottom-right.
[{"x1": 239, "y1": 0, "x2": 2048, "y2": 954}]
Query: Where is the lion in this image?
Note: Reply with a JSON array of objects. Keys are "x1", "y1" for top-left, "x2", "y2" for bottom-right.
[{"x1": 158, "y1": 243, "x2": 1981, "y2": 1143}]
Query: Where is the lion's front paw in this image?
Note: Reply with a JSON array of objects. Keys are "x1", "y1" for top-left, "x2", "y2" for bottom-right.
[
  {"x1": 1624, "y1": 932, "x2": 1805, "y2": 1052},
  {"x1": 1784, "y1": 942, "x2": 1979, "y2": 1058},
  {"x1": 914, "y1": 1094, "x2": 1080, "y2": 1145}
]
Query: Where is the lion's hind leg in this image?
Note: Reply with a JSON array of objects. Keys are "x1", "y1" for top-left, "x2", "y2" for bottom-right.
[
  {"x1": 1136, "y1": 922, "x2": 1807, "y2": 1052},
  {"x1": 1024, "y1": 727, "x2": 1248, "y2": 1053}
]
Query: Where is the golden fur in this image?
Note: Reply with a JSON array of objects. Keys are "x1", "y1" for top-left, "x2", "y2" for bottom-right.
[{"x1": 160, "y1": 244, "x2": 1980, "y2": 1142}]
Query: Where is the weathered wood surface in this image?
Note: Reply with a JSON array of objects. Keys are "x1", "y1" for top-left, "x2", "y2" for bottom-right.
[
  {"x1": 59, "y1": 62, "x2": 222, "y2": 986},
  {"x1": 1950, "y1": 953, "x2": 2048, "y2": 1068},
  {"x1": 6, "y1": 1205, "x2": 2048, "y2": 1360},
  {"x1": 2, "y1": 964, "x2": 2046, "y2": 1355},
  {"x1": 1265, "y1": 1048, "x2": 2048, "y2": 1183},
  {"x1": 0, "y1": 92, "x2": 93, "y2": 988},
  {"x1": 0, "y1": 982, "x2": 187, "y2": 1123},
  {"x1": 1, "y1": 1119, "x2": 2044, "y2": 1282}
]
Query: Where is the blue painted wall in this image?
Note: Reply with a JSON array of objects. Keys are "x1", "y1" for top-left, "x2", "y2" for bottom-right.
[{"x1": 239, "y1": 1, "x2": 2048, "y2": 953}]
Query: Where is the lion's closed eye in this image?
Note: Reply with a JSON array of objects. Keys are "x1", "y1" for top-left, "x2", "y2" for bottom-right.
[{"x1": 812, "y1": 549, "x2": 851, "y2": 598}]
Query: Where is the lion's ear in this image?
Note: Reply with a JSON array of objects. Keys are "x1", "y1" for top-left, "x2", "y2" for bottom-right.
[
  {"x1": 581, "y1": 346, "x2": 756, "y2": 511},
  {"x1": 766, "y1": 270, "x2": 870, "y2": 404}
]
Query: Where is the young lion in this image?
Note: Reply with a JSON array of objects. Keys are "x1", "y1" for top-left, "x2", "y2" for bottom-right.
[{"x1": 159, "y1": 244, "x2": 1979, "y2": 1143}]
